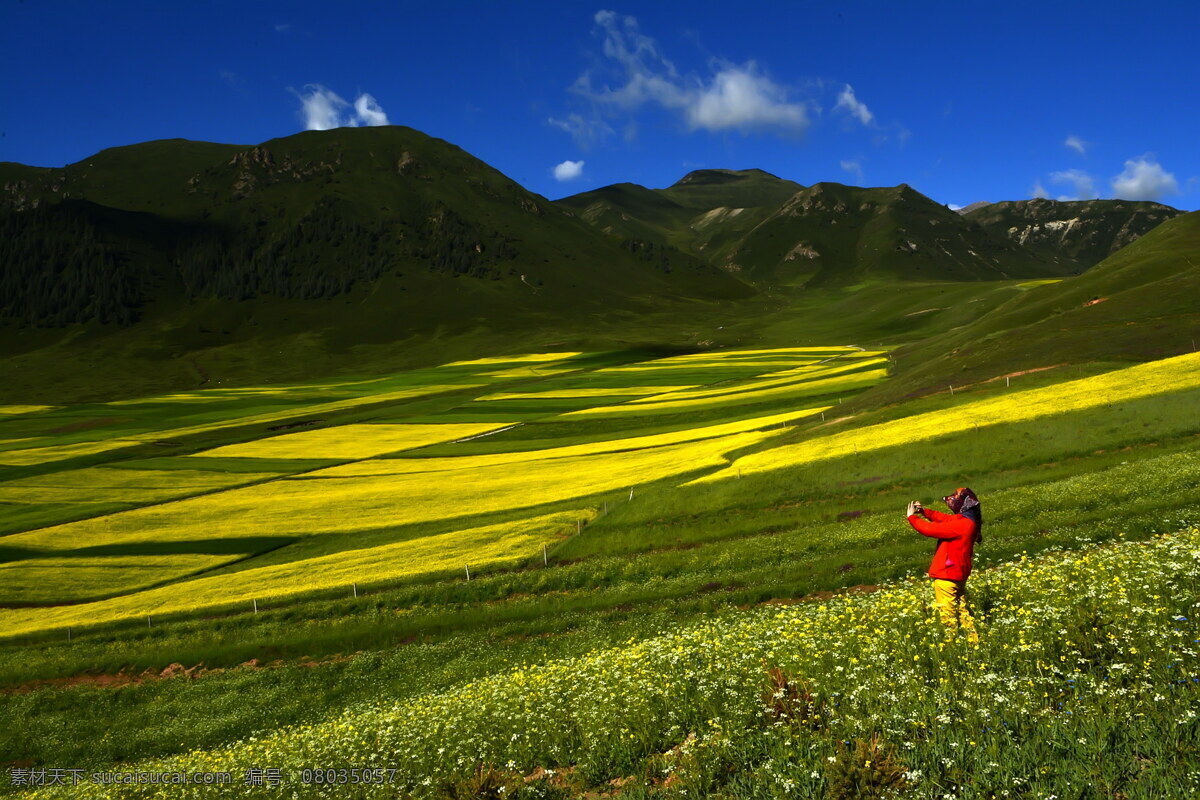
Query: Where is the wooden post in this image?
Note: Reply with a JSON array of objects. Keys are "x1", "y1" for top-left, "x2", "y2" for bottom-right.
[
  {"x1": 67, "y1": 627, "x2": 71, "y2": 642},
  {"x1": 543, "y1": 544, "x2": 548, "y2": 565},
  {"x1": 465, "y1": 565, "x2": 471, "y2": 581},
  {"x1": 949, "y1": 385, "x2": 955, "y2": 396},
  {"x1": 253, "y1": 599, "x2": 258, "y2": 614},
  {"x1": 147, "y1": 614, "x2": 152, "y2": 628},
  {"x1": 1006, "y1": 376, "x2": 1010, "y2": 388},
  {"x1": 629, "y1": 487, "x2": 634, "y2": 501},
  {"x1": 820, "y1": 411, "x2": 825, "y2": 421},
  {"x1": 577, "y1": 519, "x2": 581, "y2": 535},
  {"x1": 352, "y1": 583, "x2": 358, "y2": 599}
]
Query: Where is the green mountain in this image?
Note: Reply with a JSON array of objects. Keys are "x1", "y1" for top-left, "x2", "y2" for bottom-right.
[
  {"x1": 963, "y1": 197, "x2": 1182, "y2": 274},
  {"x1": 0, "y1": 127, "x2": 749, "y2": 328},
  {"x1": 557, "y1": 168, "x2": 803, "y2": 255},
  {"x1": 561, "y1": 176, "x2": 1075, "y2": 286},
  {"x1": 0, "y1": 127, "x2": 763, "y2": 400}
]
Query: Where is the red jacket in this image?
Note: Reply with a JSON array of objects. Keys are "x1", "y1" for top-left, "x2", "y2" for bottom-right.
[{"x1": 907, "y1": 508, "x2": 980, "y2": 581}]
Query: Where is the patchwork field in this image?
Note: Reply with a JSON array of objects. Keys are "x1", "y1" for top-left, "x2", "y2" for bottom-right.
[
  {"x1": 0, "y1": 346, "x2": 876, "y2": 638},
  {"x1": 3, "y1": 344, "x2": 1199, "y2": 799}
]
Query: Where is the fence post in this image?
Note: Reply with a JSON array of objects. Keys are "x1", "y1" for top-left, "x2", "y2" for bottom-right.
[
  {"x1": 147, "y1": 614, "x2": 152, "y2": 628},
  {"x1": 629, "y1": 487, "x2": 634, "y2": 501},
  {"x1": 253, "y1": 599, "x2": 258, "y2": 614},
  {"x1": 67, "y1": 627, "x2": 72, "y2": 642},
  {"x1": 465, "y1": 565, "x2": 471, "y2": 581},
  {"x1": 543, "y1": 544, "x2": 548, "y2": 566},
  {"x1": 352, "y1": 583, "x2": 358, "y2": 599},
  {"x1": 1006, "y1": 376, "x2": 1010, "y2": 388}
]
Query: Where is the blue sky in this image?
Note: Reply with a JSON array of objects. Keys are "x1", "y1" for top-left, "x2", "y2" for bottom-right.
[{"x1": 3, "y1": 1, "x2": 1197, "y2": 209}]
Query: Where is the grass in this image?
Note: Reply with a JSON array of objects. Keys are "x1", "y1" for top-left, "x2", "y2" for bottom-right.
[
  {"x1": 3, "y1": 344, "x2": 1200, "y2": 795},
  {"x1": 21, "y1": 527, "x2": 1200, "y2": 798},
  {"x1": 695, "y1": 351, "x2": 1200, "y2": 482}
]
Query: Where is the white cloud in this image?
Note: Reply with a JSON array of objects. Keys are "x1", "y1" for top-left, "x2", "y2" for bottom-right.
[
  {"x1": 1064, "y1": 135, "x2": 1088, "y2": 155},
  {"x1": 274, "y1": 23, "x2": 292, "y2": 33},
  {"x1": 572, "y1": 11, "x2": 810, "y2": 136},
  {"x1": 353, "y1": 93, "x2": 390, "y2": 126},
  {"x1": 292, "y1": 84, "x2": 391, "y2": 131},
  {"x1": 1048, "y1": 169, "x2": 1098, "y2": 200},
  {"x1": 1030, "y1": 181, "x2": 1050, "y2": 199},
  {"x1": 295, "y1": 85, "x2": 348, "y2": 131},
  {"x1": 1111, "y1": 155, "x2": 1180, "y2": 201},
  {"x1": 553, "y1": 160, "x2": 585, "y2": 181},
  {"x1": 833, "y1": 84, "x2": 873, "y2": 126},
  {"x1": 947, "y1": 203, "x2": 963, "y2": 211},
  {"x1": 839, "y1": 159, "x2": 864, "y2": 182}
]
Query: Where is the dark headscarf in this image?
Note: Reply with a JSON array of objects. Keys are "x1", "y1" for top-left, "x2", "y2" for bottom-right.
[{"x1": 944, "y1": 487, "x2": 983, "y2": 541}]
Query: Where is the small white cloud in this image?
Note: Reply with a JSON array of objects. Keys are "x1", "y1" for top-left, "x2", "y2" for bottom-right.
[
  {"x1": 947, "y1": 203, "x2": 963, "y2": 211},
  {"x1": 833, "y1": 84, "x2": 873, "y2": 126},
  {"x1": 1111, "y1": 155, "x2": 1180, "y2": 201},
  {"x1": 274, "y1": 23, "x2": 291, "y2": 33},
  {"x1": 292, "y1": 84, "x2": 391, "y2": 131},
  {"x1": 354, "y1": 93, "x2": 390, "y2": 126},
  {"x1": 1048, "y1": 169, "x2": 1098, "y2": 200},
  {"x1": 1031, "y1": 181, "x2": 1050, "y2": 199},
  {"x1": 839, "y1": 159, "x2": 864, "y2": 182},
  {"x1": 553, "y1": 160, "x2": 585, "y2": 181},
  {"x1": 1064, "y1": 135, "x2": 1088, "y2": 155},
  {"x1": 571, "y1": 11, "x2": 809, "y2": 137}
]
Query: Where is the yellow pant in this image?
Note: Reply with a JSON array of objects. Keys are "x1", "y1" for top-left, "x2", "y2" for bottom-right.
[{"x1": 932, "y1": 579, "x2": 979, "y2": 641}]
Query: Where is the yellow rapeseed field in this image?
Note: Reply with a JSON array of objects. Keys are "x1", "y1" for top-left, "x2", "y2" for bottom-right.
[
  {"x1": 694, "y1": 351, "x2": 1200, "y2": 483},
  {"x1": 310, "y1": 408, "x2": 827, "y2": 477},
  {"x1": 6, "y1": 430, "x2": 776, "y2": 551},
  {"x1": 0, "y1": 466, "x2": 279, "y2": 504},
  {"x1": 0, "y1": 405, "x2": 56, "y2": 415},
  {"x1": 624, "y1": 356, "x2": 888, "y2": 405},
  {"x1": 444, "y1": 352, "x2": 583, "y2": 366},
  {"x1": 189, "y1": 422, "x2": 515, "y2": 460},
  {"x1": 0, "y1": 510, "x2": 595, "y2": 638},
  {"x1": 0, "y1": 554, "x2": 249, "y2": 605},
  {"x1": 0, "y1": 385, "x2": 490, "y2": 466},
  {"x1": 563, "y1": 366, "x2": 887, "y2": 416},
  {"x1": 0, "y1": 438, "x2": 149, "y2": 466},
  {"x1": 477, "y1": 386, "x2": 697, "y2": 400}
]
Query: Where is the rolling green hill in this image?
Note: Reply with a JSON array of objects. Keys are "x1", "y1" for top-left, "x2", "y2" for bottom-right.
[{"x1": 873, "y1": 210, "x2": 1200, "y2": 402}]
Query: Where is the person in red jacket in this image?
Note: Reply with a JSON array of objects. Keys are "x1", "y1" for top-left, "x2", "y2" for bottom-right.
[{"x1": 906, "y1": 487, "x2": 982, "y2": 640}]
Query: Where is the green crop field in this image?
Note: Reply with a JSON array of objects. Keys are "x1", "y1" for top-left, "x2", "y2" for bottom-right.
[{"x1": 2, "y1": 340, "x2": 1199, "y2": 799}]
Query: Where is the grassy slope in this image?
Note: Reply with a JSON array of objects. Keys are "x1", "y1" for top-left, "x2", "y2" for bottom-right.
[
  {"x1": 2, "y1": 366, "x2": 1197, "y2": 785},
  {"x1": 869, "y1": 210, "x2": 1200, "y2": 404}
]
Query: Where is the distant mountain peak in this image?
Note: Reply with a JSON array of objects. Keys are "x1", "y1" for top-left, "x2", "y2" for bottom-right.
[{"x1": 671, "y1": 168, "x2": 782, "y2": 187}]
